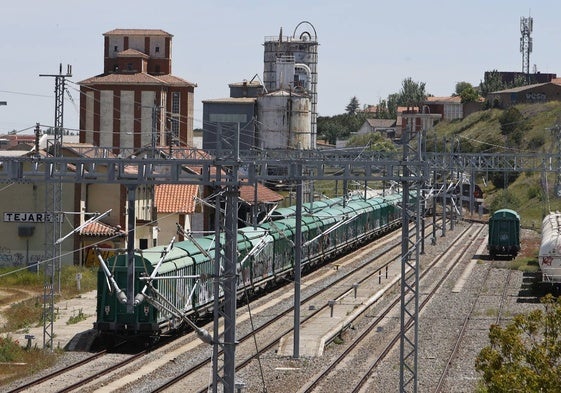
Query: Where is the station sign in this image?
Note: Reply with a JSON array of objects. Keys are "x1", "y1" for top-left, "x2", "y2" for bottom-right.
[{"x1": 3, "y1": 212, "x2": 63, "y2": 223}]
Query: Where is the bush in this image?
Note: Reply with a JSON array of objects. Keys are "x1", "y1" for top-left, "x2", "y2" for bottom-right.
[
  {"x1": 489, "y1": 189, "x2": 520, "y2": 213},
  {"x1": 0, "y1": 336, "x2": 24, "y2": 362}
]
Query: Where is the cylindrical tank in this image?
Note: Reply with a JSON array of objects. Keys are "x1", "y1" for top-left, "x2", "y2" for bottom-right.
[
  {"x1": 539, "y1": 212, "x2": 561, "y2": 283},
  {"x1": 257, "y1": 90, "x2": 311, "y2": 149},
  {"x1": 263, "y1": 21, "x2": 318, "y2": 147}
]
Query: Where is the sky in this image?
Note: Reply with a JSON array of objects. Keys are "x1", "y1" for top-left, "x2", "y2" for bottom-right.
[{"x1": 1, "y1": 0, "x2": 560, "y2": 134}]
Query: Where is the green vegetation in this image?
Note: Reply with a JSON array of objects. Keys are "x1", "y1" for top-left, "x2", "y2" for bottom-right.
[
  {"x1": 67, "y1": 309, "x2": 88, "y2": 325},
  {"x1": 0, "y1": 336, "x2": 57, "y2": 383},
  {"x1": 0, "y1": 265, "x2": 97, "y2": 333},
  {"x1": 346, "y1": 132, "x2": 397, "y2": 152},
  {"x1": 318, "y1": 78, "x2": 428, "y2": 144},
  {"x1": 431, "y1": 101, "x2": 561, "y2": 228},
  {"x1": 475, "y1": 295, "x2": 561, "y2": 392},
  {"x1": 0, "y1": 265, "x2": 97, "y2": 384}
]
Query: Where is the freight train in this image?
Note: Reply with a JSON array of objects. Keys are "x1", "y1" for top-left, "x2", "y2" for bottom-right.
[
  {"x1": 487, "y1": 209, "x2": 521, "y2": 259},
  {"x1": 539, "y1": 212, "x2": 561, "y2": 285},
  {"x1": 94, "y1": 191, "x2": 412, "y2": 342}
]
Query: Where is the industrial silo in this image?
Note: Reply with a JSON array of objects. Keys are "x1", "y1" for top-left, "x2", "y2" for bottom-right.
[
  {"x1": 263, "y1": 21, "x2": 318, "y2": 148},
  {"x1": 257, "y1": 90, "x2": 311, "y2": 150}
]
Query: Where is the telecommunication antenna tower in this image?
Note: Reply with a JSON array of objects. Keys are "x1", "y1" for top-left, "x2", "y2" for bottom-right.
[
  {"x1": 39, "y1": 63, "x2": 72, "y2": 350},
  {"x1": 520, "y1": 14, "x2": 533, "y2": 82}
]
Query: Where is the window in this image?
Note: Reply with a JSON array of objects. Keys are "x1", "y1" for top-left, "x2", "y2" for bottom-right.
[
  {"x1": 155, "y1": 46, "x2": 160, "y2": 53},
  {"x1": 127, "y1": 63, "x2": 132, "y2": 71},
  {"x1": 113, "y1": 64, "x2": 119, "y2": 72},
  {"x1": 114, "y1": 45, "x2": 118, "y2": 51},
  {"x1": 171, "y1": 92, "x2": 180, "y2": 113},
  {"x1": 139, "y1": 239, "x2": 148, "y2": 249}
]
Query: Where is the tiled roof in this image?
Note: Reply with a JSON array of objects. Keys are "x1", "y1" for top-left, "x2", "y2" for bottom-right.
[
  {"x1": 426, "y1": 96, "x2": 462, "y2": 104},
  {"x1": 80, "y1": 221, "x2": 126, "y2": 237},
  {"x1": 79, "y1": 72, "x2": 196, "y2": 87},
  {"x1": 104, "y1": 29, "x2": 172, "y2": 37},
  {"x1": 366, "y1": 119, "x2": 396, "y2": 128},
  {"x1": 490, "y1": 82, "x2": 551, "y2": 94},
  {"x1": 239, "y1": 183, "x2": 284, "y2": 205},
  {"x1": 156, "y1": 74, "x2": 198, "y2": 87},
  {"x1": 155, "y1": 184, "x2": 198, "y2": 213}
]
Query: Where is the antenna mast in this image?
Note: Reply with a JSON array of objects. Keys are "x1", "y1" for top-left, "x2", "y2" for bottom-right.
[{"x1": 520, "y1": 13, "x2": 533, "y2": 83}]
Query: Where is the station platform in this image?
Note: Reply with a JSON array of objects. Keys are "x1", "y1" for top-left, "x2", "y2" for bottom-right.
[{"x1": 277, "y1": 265, "x2": 402, "y2": 357}]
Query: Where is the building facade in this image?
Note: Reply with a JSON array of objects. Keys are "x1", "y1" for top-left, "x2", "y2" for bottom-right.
[
  {"x1": 79, "y1": 29, "x2": 196, "y2": 152},
  {"x1": 487, "y1": 82, "x2": 561, "y2": 107}
]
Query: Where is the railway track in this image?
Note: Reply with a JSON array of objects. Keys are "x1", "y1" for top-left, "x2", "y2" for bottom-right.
[
  {"x1": 74, "y1": 220, "x2": 437, "y2": 392},
  {"x1": 299, "y1": 223, "x2": 485, "y2": 393},
  {"x1": 432, "y1": 249, "x2": 515, "y2": 392},
  {"x1": 144, "y1": 224, "x2": 413, "y2": 392},
  {"x1": 8, "y1": 217, "x2": 472, "y2": 393},
  {"x1": 147, "y1": 221, "x2": 452, "y2": 392},
  {"x1": 5, "y1": 338, "x2": 175, "y2": 393}
]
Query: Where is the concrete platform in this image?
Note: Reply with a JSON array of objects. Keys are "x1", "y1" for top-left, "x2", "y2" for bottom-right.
[{"x1": 277, "y1": 268, "x2": 401, "y2": 358}]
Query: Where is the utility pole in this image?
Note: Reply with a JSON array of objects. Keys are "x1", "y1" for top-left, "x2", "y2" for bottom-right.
[
  {"x1": 211, "y1": 123, "x2": 242, "y2": 392},
  {"x1": 399, "y1": 118, "x2": 425, "y2": 393},
  {"x1": 548, "y1": 124, "x2": 561, "y2": 197},
  {"x1": 39, "y1": 63, "x2": 72, "y2": 350}
]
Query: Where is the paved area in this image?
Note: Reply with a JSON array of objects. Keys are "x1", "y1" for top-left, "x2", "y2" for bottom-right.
[
  {"x1": 3, "y1": 290, "x2": 98, "y2": 351},
  {"x1": 277, "y1": 267, "x2": 401, "y2": 357}
]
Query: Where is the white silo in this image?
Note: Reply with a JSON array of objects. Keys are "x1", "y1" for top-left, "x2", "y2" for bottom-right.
[
  {"x1": 263, "y1": 21, "x2": 318, "y2": 147},
  {"x1": 257, "y1": 90, "x2": 311, "y2": 150}
]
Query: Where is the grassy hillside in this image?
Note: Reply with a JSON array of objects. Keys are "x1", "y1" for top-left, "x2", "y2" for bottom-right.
[{"x1": 431, "y1": 101, "x2": 561, "y2": 230}]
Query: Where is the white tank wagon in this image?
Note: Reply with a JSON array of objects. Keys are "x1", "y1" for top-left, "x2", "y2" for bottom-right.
[{"x1": 539, "y1": 212, "x2": 561, "y2": 283}]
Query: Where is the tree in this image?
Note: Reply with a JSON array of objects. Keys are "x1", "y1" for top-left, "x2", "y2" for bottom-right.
[
  {"x1": 499, "y1": 107, "x2": 526, "y2": 146},
  {"x1": 480, "y1": 70, "x2": 507, "y2": 98},
  {"x1": 454, "y1": 81, "x2": 473, "y2": 96},
  {"x1": 374, "y1": 98, "x2": 390, "y2": 119},
  {"x1": 454, "y1": 82, "x2": 480, "y2": 103},
  {"x1": 346, "y1": 96, "x2": 360, "y2": 115},
  {"x1": 460, "y1": 86, "x2": 480, "y2": 103},
  {"x1": 346, "y1": 132, "x2": 396, "y2": 152},
  {"x1": 475, "y1": 295, "x2": 561, "y2": 392},
  {"x1": 387, "y1": 93, "x2": 399, "y2": 119},
  {"x1": 397, "y1": 77, "x2": 427, "y2": 111},
  {"x1": 320, "y1": 122, "x2": 340, "y2": 145}
]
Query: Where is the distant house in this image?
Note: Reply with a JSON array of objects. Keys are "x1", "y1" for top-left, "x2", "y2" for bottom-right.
[
  {"x1": 424, "y1": 96, "x2": 463, "y2": 121},
  {"x1": 356, "y1": 119, "x2": 398, "y2": 139},
  {"x1": 154, "y1": 184, "x2": 200, "y2": 244},
  {"x1": 487, "y1": 82, "x2": 561, "y2": 107},
  {"x1": 237, "y1": 183, "x2": 284, "y2": 226}
]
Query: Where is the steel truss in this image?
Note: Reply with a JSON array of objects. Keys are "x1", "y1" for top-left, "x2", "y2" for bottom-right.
[
  {"x1": 2, "y1": 147, "x2": 560, "y2": 392},
  {"x1": 39, "y1": 64, "x2": 72, "y2": 350}
]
